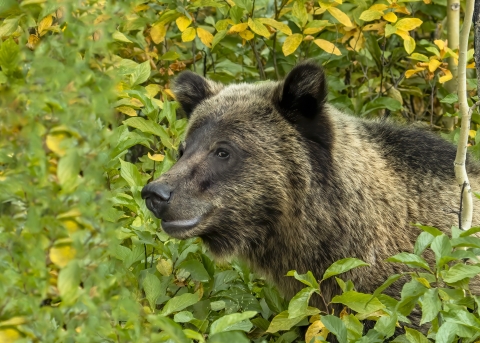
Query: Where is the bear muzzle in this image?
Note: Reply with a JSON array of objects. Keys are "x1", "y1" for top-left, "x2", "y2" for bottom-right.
[{"x1": 141, "y1": 182, "x2": 203, "y2": 236}]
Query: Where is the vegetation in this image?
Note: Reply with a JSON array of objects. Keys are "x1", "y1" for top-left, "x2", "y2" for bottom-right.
[{"x1": 0, "y1": 0, "x2": 480, "y2": 342}]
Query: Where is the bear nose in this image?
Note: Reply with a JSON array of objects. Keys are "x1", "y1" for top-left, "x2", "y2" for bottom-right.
[{"x1": 141, "y1": 182, "x2": 172, "y2": 202}]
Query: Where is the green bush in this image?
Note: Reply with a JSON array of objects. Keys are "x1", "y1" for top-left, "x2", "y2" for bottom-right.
[{"x1": 0, "y1": 0, "x2": 479, "y2": 342}]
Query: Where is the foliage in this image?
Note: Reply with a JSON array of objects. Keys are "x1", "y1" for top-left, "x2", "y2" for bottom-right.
[
  {"x1": 273, "y1": 225, "x2": 480, "y2": 343},
  {"x1": 0, "y1": 0, "x2": 479, "y2": 342}
]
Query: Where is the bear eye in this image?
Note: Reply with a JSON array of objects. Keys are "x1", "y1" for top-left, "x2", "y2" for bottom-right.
[{"x1": 215, "y1": 148, "x2": 230, "y2": 159}]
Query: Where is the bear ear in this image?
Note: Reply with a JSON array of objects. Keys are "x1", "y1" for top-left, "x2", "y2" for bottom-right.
[
  {"x1": 274, "y1": 61, "x2": 327, "y2": 122},
  {"x1": 173, "y1": 71, "x2": 223, "y2": 117}
]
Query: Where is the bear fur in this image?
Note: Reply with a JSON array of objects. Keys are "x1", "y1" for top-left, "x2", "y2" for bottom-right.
[{"x1": 142, "y1": 61, "x2": 480, "y2": 333}]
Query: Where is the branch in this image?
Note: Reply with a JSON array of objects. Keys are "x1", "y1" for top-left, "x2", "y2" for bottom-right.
[
  {"x1": 445, "y1": 0, "x2": 460, "y2": 93},
  {"x1": 474, "y1": 0, "x2": 480, "y2": 98},
  {"x1": 454, "y1": 0, "x2": 475, "y2": 231},
  {"x1": 249, "y1": 39, "x2": 266, "y2": 80}
]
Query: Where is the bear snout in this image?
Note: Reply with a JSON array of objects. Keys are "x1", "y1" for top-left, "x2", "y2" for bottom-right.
[{"x1": 141, "y1": 182, "x2": 173, "y2": 219}]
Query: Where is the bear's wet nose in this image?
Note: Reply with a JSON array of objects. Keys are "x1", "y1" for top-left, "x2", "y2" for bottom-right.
[
  {"x1": 141, "y1": 183, "x2": 173, "y2": 218},
  {"x1": 142, "y1": 182, "x2": 172, "y2": 202}
]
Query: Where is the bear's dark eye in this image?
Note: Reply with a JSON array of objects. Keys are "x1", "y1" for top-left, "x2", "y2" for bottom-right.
[{"x1": 215, "y1": 148, "x2": 230, "y2": 159}]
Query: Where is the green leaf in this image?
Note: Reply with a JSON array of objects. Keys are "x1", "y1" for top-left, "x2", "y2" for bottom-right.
[
  {"x1": 286, "y1": 270, "x2": 319, "y2": 288},
  {"x1": 374, "y1": 313, "x2": 397, "y2": 338},
  {"x1": 0, "y1": 16, "x2": 20, "y2": 37},
  {"x1": 57, "y1": 150, "x2": 80, "y2": 191},
  {"x1": 131, "y1": 61, "x2": 151, "y2": 86},
  {"x1": 149, "y1": 316, "x2": 190, "y2": 343},
  {"x1": 443, "y1": 263, "x2": 480, "y2": 283},
  {"x1": 322, "y1": 258, "x2": 369, "y2": 281},
  {"x1": 386, "y1": 252, "x2": 431, "y2": 271},
  {"x1": 419, "y1": 288, "x2": 441, "y2": 324},
  {"x1": 435, "y1": 322, "x2": 458, "y2": 343},
  {"x1": 160, "y1": 51, "x2": 180, "y2": 61},
  {"x1": 414, "y1": 231, "x2": 434, "y2": 255},
  {"x1": 321, "y1": 315, "x2": 347, "y2": 343},
  {"x1": 431, "y1": 234, "x2": 452, "y2": 266},
  {"x1": 363, "y1": 97, "x2": 402, "y2": 114},
  {"x1": 123, "y1": 117, "x2": 172, "y2": 148},
  {"x1": 174, "y1": 311, "x2": 194, "y2": 323},
  {"x1": 119, "y1": 159, "x2": 142, "y2": 188},
  {"x1": 161, "y1": 292, "x2": 200, "y2": 316},
  {"x1": 440, "y1": 93, "x2": 459, "y2": 104},
  {"x1": 342, "y1": 314, "x2": 363, "y2": 341},
  {"x1": 0, "y1": 37, "x2": 20, "y2": 75},
  {"x1": 210, "y1": 311, "x2": 256, "y2": 334},
  {"x1": 177, "y1": 260, "x2": 210, "y2": 282},
  {"x1": 396, "y1": 279, "x2": 428, "y2": 316},
  {"x1": 266, "y1": 308, "x2": 319, "y2": 333},
  {"x1": 414, "y1": 224, "x2": 443, "y2": 236},
  {"x1": 184, "y1": 329, "x2": 205, "y2": 343},
  {"x1": 369, "y1": 274, "x2": 402, "y2": 302},
  {"x1": 212, "y1": 30, "x2": 227, "y2": 50},
  {"x1": 331, "y1": 291, "x2": 385, "y2": 314},
  {"x1": 404, "y1": 327, "x2": 430, "y2": 343},
  {"x1": 287, "y1": 287, "x2": 317, "y2": 318},
  {"x1": 58, "y1": 260, "x2": 80, "y2": 302},
  {"x1": 143, "y1": 273, "x2": 163, "y2": 310},
  {"x1": 460, "y1": 226, "x2": 480, "y2": 237},
  {"x1": 208, "y1": 331, "x2": 249, "y2": 343}
]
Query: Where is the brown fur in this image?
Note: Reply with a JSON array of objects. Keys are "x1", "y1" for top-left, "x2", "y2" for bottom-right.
[{"x1": 142, "y1": 61, "x2": 480, "y2": 334}]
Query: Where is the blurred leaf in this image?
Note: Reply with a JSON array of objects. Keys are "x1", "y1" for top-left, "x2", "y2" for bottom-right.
[
  {"x1": 161, "y1": 292, "x2": 200, "y2": 316},
  {"x1": 321, "y1": 315, "x2": 347, "y2": 343},
  {"x1": 282, "y1": 34, "x2": 303, "y2": 56},
  {"x1": 144, "y1": 273, "x2": 163, "y2": 310},
  {"x1": 210, "y1": 311, "x2": 256, "y2": 334},
  {"x1": 327, "y1": 7, "x2": 353, "y2": 27},
  {"x1": 248, "y1": 18, "x2": 271, "y2": 38},
  {"x1": 443, "y1": 263, "x2": 480, "y2": 283},
  {"x1": 314, "y1": 39, "x2": 342, "y2": 55}
]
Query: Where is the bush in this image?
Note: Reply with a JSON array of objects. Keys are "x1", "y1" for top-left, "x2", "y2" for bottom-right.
[{"x1": 0, "y1": 0, "x2": 479, "y2": 342}]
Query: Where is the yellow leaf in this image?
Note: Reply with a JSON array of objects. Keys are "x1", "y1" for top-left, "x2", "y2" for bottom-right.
[
  {"x1": 434, "y1": 39, "x2": 445, "y2": 50},
  {"x1": 181, "y1": 27, "x2": 196, "y2": 42},
  {"x1": 439, "y1": 69, "x2": 453, "y2": 83},
  {"x1": 46, "y1": 133, "x2": 68, "y2": 156},
  {"x1": 228, "y1": 22, "x2": 249, "y2": 33},
  {"x1": 304, "y1": 27, "x2": 324, "y2": 34},
  {"x1": 392, "y1": 4, "x2": 411, "y2": 15},
  {"x1": 314, "y1": 38, "x2": 342, "y2": 55},
  {"x1": 216, "y1": 19, "x2": 233, "y2": 31},
  {"x1": 112, "y1": 31, "x2": 132, "y2": 43},
  {"x1": 258, "y1": 18, "x2": 292, "y2": 35},
  {"x1": 157, "y1": 258, "x2": 173, "y2": 276},
  {"x1": 26, "y1": 34, "x2": 40, "y2": 50},
  {"x1": 467, "y1": 62, "x2": 476, "y2": 69},
  {"x1": 394, "y1": 28, "x2": 409, "y2": 40},
  {"x1": 428, "y1": 59, "x2": 441, "y2": 72},
  {"x1": 0, "y1": 317, "x2": 27, "y2": 327},
  {"x1": 62, "y1": 220, "x2": 80, "y2": 233},
  {"x1": 176, "y1": 16, "x2": 192, "y2": 32},
  {"x1": 410, "y1": 53, "x2": 429, "y2": 62},
  {"x1": 385, "y1": 23, "x2": 397, "y2": 37},
  {"x1": 38, "y1": 15, "x2": 53, "y2": 36},
  {"x1": 197, "y1": 27, "x2": 213, "y2": 47},
  {"x1": 370, "y1": 4, "x2": 388, "y2": 11},
  {"x1": 327, "y1": 7, "x2": 353, "y2": 27},
  {"x1": 305, "y1": 320, "x2": 329, "y2": 343},
  {"x1": 145, "y1": 84, "x2": 161, "y2": 98},
  {"x1": 470, "y1": 130, "x2": 477, "y2": 138},
  {"x1": 383, "y1": 12, "x2": 397, "y2": 23},
  {"x1": 50, "y1": 245, "x2": 76, "y2": 268},
  {"x1": 239, "y1": 29, "x2": 254, "y2": 40},
  {"x1": 394, "y1": 18, "x2": 422, "y2": 31},
  {"x1": 359, "y1": 10, "x2": 383, "y2": 22},
  {"x1": 405, "y1": 68, "x2": 425, "y2": 78},
  {"x1": 151, "y1": 24, "x2": 167, "y2": 44},
  {"x1": 0, "y1": 328, "x2": 21, "y2": 343},
  {"x1": 116, "y1": 106, "x2": 137, "y2": 116},
  {"x1": 423, "y1": 0, "x2": 432, "y2": 3},
  {"x1": 248, "y1": 18, "x2": 271, "y2": 38},
  {"x1": 282, "y1": 33, "x2": 303, "y2": 56},
  {"x1": 403, "y1": 35, "x2": 415, "y2": 54},
  {"x1": 164, "y1": 89, "x2": 175, "y2": 99},
  {"x1": 148, "y1": 152, "x2": 165, "y2": 161}
]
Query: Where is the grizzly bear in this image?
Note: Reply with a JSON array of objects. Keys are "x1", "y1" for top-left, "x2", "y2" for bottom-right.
[{"x1": 141, "y1": 61, "x2": 480, "y2": 333}]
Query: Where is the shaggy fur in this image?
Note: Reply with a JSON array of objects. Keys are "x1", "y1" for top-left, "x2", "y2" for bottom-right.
[{"x1": 142, "y1": 61, "x2": 480, "y2": 335}]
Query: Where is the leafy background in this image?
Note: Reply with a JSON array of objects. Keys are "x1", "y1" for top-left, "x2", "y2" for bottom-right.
[{"x1": 1, "y1": 0, "x2": 480, "y2": 342}]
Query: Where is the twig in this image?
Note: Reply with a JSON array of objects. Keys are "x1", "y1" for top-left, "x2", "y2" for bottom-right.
[
  {"x1": 459, "y1": 181, "x2": 467, "y2": 230},
  {"x1": 249, "y1": 39, "x2": 266, "y2": 80}
]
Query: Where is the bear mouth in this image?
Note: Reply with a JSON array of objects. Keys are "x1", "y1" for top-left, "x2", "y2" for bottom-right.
[{"x1": 161, "y1": 217, "x2": 202, "y2": 236}]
